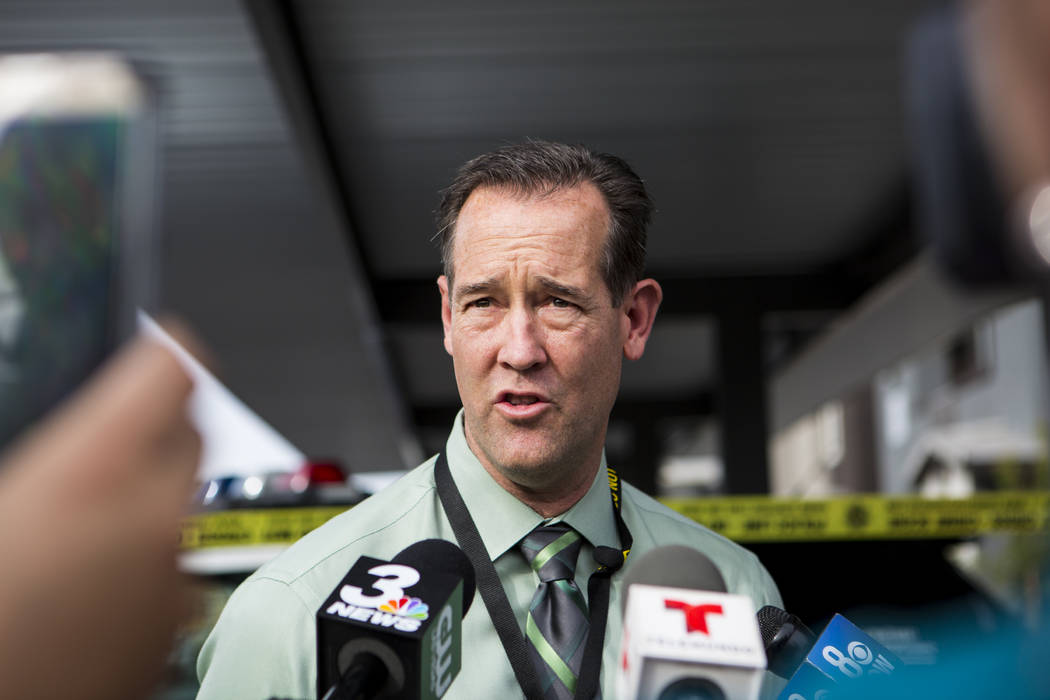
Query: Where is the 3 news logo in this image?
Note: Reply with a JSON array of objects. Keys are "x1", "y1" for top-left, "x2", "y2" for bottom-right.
[
  {"x1": 316, "y1": 555, "x2": 464, "y2": 700},
  {"x1": 326, "y1": 562, "x2": 431, "y2": 632}
]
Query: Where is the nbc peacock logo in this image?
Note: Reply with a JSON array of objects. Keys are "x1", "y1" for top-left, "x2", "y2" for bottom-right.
[{"x1": 379, "y1": 596, "x2": 429, "y2": 620}]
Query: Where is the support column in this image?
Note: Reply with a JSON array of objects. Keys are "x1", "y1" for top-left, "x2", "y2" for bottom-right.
[{"x1": 716, "y1": 309, "x2": 769, "y2": 493}]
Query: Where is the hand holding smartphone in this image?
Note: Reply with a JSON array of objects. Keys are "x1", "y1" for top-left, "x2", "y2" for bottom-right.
[{"x1": 0, "y1": 53, "x2": 158, "y2": 449}]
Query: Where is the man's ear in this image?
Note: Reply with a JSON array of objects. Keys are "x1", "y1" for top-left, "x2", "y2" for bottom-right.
[
  {"x1": 438, "y1": 275, "x2": 454, "y2": 356},
  {"x1": 622, "y1": 278, "x2": 662, "y2": 361}
]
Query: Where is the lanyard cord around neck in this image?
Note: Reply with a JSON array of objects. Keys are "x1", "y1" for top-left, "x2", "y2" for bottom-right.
[{"x1": 433, "y1": 451, "x2": 632, "y2": 699}]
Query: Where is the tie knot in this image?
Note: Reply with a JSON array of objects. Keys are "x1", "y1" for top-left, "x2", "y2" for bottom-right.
[{"x1": 520, "y1": 524, "x2": 583, "y2": 583}]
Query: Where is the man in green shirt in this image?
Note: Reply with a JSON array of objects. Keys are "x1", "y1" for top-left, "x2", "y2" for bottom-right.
[{"x1": 196, "y1": 141, "x2": 782, "y2": 699}]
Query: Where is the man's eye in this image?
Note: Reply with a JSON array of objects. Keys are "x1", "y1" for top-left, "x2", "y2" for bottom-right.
[
  {"x1": 551, "y1": 297, "x2": 572, "y2": 308},
  {"x1": 469, "y1": 298, "x2": 491, "y2": 309}
]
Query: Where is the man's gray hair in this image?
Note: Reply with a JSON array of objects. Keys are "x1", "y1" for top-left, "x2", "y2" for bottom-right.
[{"x1": 435, "y1": 141, "x2": 654, "y2": 306}]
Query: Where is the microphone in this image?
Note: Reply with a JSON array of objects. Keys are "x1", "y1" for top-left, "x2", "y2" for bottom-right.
[
  {"x1": 620, "y1": 545, "x2": 727, "y2": 609},
  {"x1": 775, "y1": 613, "x2": 903, "y2": 700},
  {"x1": 617, "y1": 546, "x2": 767, "y2": 700},
  {"x1": 757, "y1": 606, "x2": 816, "y2": 680},
  {"x1": 316, "y1": 539, "x2": 476, "y2": 700}
]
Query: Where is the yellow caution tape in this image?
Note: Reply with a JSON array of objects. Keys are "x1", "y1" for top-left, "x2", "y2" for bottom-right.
[
  {"x1": 661, "y1": 490, "x2": 1050, "y2": 542},
  {"x1": 179, "y1": 492, "x2": 1050, "y2": 550},
  {"x1": 180, "y1": 506, "x2": 350, "y2": 550}
]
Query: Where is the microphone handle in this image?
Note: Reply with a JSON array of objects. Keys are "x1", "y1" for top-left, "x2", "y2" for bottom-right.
[{"x1": 321, "y1": 652, "x2": 388, "y2": 700}]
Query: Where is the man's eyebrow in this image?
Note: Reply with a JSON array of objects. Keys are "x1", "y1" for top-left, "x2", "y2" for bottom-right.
[
  {"x1": 452, "y1": 279, "x2": 498, "y2": 302},
  {"x1": 535, "y1": 276, "x2": 591, "y2": 302},
  {"x1": 452, "y1": 276, "x2": 595, "y2": 303}
]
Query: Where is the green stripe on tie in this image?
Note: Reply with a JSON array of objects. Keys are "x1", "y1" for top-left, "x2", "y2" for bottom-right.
[
  {"x1": 531, "y1": 529, "x2": 580, "y2": 572},
  {"x1": 526, "y1": 612, "x2": 578, "y2": 692}
]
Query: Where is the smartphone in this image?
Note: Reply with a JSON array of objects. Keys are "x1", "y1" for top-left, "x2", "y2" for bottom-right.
[{"x1": 0, "y1": 53, "x2": 159, "y2": 448}]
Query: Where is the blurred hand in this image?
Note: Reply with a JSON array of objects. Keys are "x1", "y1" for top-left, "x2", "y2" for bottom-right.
[
  {"x1": 964, "y1": 0, "x2": 1050, "y2": 197},
  {"x1": 0, "y1": 330, "x2": 201, "y2": 700}
]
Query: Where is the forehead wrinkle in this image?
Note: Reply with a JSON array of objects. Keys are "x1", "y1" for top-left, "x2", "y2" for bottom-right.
[
  {"x1": 450, "y1": 183, "x2": 611, "y2": 299},
  {"x1": 453, "y1": 234, "x2": 581, "y2": 282}
]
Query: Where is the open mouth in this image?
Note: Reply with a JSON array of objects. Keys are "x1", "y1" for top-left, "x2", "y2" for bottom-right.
[
  {"x1": 498, "y1": 392, "x2": 548, "y2": 410},
  {"x1": 505, "y1": 395, "x2": 539, "y2": 406}
]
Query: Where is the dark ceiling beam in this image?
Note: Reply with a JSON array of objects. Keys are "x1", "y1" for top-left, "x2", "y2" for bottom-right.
[
  {"x1": 657, "y1": 273, "x2": 863, "y2": 316},
  {"x1": 242, "y1": 0, "x2": 375, "y2": 277},
  {"x1": 242, "y1": 0, "x2": 421, "y2": 461}
]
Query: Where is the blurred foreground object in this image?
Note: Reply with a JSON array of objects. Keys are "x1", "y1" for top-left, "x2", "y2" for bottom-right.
[
  {"x1": 909, "y1": 0, "x2": 1050, "y2": 286},
  {"x1": 964, "y1": 0, "x2": 1050, "y2": 281},
  {"x1": 0, "y1": 332, "x2": 200, "y2": 700},
  {"x1": 0, "y1": 52, "x2": 159, "y2": 447}
]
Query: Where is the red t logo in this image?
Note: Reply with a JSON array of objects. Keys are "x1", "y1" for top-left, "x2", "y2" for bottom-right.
[{"x1": 664, "y1": 600, "x2": 724, "y2": 634}]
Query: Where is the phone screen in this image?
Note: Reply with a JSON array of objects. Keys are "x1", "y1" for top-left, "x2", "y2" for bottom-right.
[{"x1": 0, "y1": 54, "x2": 157, "y2": 448}]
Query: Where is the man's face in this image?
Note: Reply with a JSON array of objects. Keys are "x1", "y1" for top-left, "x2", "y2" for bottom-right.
[{"x1": 438, "y1": 183, "x2": 632, "y2": 493}]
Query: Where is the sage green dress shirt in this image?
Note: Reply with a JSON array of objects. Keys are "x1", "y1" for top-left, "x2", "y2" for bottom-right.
[{"x1": 196, "y1": 412, "x2": 783, "y2": 699}]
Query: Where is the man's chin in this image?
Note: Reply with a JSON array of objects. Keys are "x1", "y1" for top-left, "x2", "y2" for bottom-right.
[
  {"x1": 491, "y1": 459, "x2": 566, "y2": 495},
  {"x1": 488, "y1": 448, "x2": 555, "y2": 479},
  {"x1": 476, "y1": 437, "x2": 562, "y2": 484},
  {"x1": 466, "y1": 416, "x2": 569, "y2": 473}
]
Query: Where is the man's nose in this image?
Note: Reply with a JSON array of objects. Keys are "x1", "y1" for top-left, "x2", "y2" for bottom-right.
[{"x1": 496, "y1": 307, "x2": 547, "y2": 371}]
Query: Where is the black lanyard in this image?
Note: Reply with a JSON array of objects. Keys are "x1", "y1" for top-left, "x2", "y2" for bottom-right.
[{"x1": 434, "y1": 451, "x2": 633, "y2": 699}]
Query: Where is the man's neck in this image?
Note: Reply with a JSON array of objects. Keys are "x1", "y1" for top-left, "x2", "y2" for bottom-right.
[
  {"x1": 459, "y1": 416, "x2": 606, "y2": 517},
  {"x1": 488, "y1": 463, "x2": 600, "y2": 519}
]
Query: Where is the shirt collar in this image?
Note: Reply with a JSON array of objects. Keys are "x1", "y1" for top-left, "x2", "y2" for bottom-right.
[
  {"x1": 444, "y1": 410, "x2": 620, "y2": 560},
  {"x1": 557, "y1": 455, "x2": 621, "y2": 555}
]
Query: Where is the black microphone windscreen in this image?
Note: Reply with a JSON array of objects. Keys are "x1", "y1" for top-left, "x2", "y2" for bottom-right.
[
  {"x1": 392, "y1": 539, "x2": 477, "y2": 615},
  {"x1": 756, "y1": 605, "x2": 815, "y2": 679},
  {"x1": 756, "y1": 606, "x2": 796, "y2": 647},
  {"x1": 620, "y1": 545, "x2": 727, "y2": 614}
]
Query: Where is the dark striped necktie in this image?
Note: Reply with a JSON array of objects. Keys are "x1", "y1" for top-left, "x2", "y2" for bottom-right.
[{"x1": 520, "y1": 523, "x2": 590, "y2": 699}]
